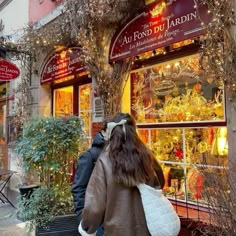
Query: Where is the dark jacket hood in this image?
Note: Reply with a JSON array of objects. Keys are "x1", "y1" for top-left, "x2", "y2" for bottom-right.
[{"x1": 91, "y1": 132, "x2": 105, "y2": 148}]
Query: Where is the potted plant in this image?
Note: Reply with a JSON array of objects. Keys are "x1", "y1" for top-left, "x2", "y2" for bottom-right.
[{"x1": 14, "y1": 115, "x2": 86, "y2": 235}]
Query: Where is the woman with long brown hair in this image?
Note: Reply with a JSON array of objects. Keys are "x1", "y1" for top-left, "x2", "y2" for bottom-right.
[{"x1": 79, "y1": 113, "x2": 165, "y2": 236}]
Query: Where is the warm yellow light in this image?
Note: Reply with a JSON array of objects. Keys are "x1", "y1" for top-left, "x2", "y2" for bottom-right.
[
  {"x1": 121, "y1": 77, "x2": 131, "y2": 113},
  {"x1": 145, "y1": 0, "x2": 159, "y2": 5},
  {"x1": 55, "y1": 45, "x2": 65, "y2": 51},
  {"x1": 60, "y1": 51, "x2": 67, "y2": 59},
  {"x1": 174, "y1": 62, "x2": 180, "y2": 67},
  {"x1": 217, "y1": 127, "x2": 228, "y2": 155}
]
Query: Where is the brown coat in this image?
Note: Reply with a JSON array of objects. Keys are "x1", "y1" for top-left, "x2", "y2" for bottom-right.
[{"x1": 81, "y1": 151, "x2": 164, "y2": 236}]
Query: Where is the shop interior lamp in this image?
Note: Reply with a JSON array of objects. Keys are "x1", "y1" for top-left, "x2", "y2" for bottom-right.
[{"x1": 217, "y1": 127, "x2": 228, "y2": 156}]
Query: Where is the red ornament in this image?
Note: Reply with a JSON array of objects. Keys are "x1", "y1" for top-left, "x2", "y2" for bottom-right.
[{"x1": 174, "y1": 148, "x2": 183, "y2": 160}]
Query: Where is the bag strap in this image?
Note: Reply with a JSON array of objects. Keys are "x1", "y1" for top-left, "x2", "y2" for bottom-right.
[{"x1": 153, "y1": 169, "x2": 162, "y2": 189}]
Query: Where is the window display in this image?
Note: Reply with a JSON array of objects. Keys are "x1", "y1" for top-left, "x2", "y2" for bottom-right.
[
  {"x1": 131, "y1": 53, "x2": 225, "y2": 124},
  {"x1": 138, "y1": 127, "x2": 228, "y2": 205},
  {"x1": 134, "y1": 53, "x2": 228, "y2": 211}
]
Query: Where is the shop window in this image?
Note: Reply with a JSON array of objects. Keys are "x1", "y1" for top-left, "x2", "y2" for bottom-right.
[
  {"x1": 131, "y1": 53, "x2": 225, "y2": 124},
  {"x1": 125, "y1": 52, "x2": 228, "y2": 223},
  {"x1": 53, "y1": 86, "x2": 73, "y2": 117},
  {"x1": 79, "y1": 84, "x2": 92, "y2": 141},
  {"x1": 138, "y1": 127, "x2": 227, "y2": 207},
  {"x1": 53, "y1": 81, "x2": 93, "y2": 144}
]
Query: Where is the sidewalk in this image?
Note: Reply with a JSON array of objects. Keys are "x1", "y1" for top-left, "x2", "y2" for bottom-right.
[{"x1": 0, "y1": 203, "x2": 29, "y2": 236}]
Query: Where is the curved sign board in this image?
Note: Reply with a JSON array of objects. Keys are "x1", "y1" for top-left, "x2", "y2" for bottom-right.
[
  {"x1": 40, "y1": 47, "x2": 85, "y2": 84},
  {"x1": 109, "y1": 0, "x2": 211, "y2": 62},
  {"x1": 0, "y1": 58, "x2": 20, "y2": 81}
]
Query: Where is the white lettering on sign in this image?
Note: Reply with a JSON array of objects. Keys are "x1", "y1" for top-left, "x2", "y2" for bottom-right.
[
  {"x1": 0, "y1": 66, "x2": 18, "y2": 74},
  {"x1": 167, "y1": 12, "x2": 197, "y2": 29},
  {"x1": 133, "y1": 29, "x2": 153, "y2": 41},
  {"x1": 120, "y1": 10, "x2": 197, "y2": 47},
  {"x1": 69, "y1": 57, "x2": 80, "y2": 65},
  {"x1": 153, "y1": 24, "x2": 165, "y2": 33}
]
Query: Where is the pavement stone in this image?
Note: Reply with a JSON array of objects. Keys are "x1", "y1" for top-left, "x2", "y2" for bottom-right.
[{"x1": 0, "y1": 203, "x2": 32, "y2": 236}]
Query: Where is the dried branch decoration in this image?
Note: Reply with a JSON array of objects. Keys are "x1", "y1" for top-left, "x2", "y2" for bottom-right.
[
  {"x1": 194, "y1": 2, "x2": 236, "y2": 234},
  {"x1": 195, "y1": 0, "x2": 236, "y2": 92},
  {"x1": 10, "y1": 0, "x2": 145, "y2": 117},
  {"x1": 12, "y1": 52, "x2": 33, "y2": 139},
  {"x1": 64, "y1": 0, "x2": 145, "y2": 116},
  {"x1": 197, "y1": 167, "x2": 236, "y2": 235},
  {"x1": 1, "y1": 0, "x2": 146, "y2": 121}
]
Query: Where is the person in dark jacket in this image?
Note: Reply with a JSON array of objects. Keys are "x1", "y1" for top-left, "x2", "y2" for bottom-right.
[{"x1": 72, "y1": 122, "x2": 107, "y2": 236}]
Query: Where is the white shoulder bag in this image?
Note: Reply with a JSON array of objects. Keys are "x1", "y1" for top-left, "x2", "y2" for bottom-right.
[{"x1": 137, "y1": 184, "x2": 181, "y2": 236}]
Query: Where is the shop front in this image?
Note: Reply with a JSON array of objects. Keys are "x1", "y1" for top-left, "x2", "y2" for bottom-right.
[
  {"x1": 40, "y1": 46, "x2": 103, "y2": 143},
  {"x1": 109, "y1": 0, "x2": 227, "y2": 232}
]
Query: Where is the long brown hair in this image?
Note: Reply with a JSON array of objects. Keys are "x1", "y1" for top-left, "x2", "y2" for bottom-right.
[{"x1": 107, "y1": 113, "x2": 163, "y2": 187}]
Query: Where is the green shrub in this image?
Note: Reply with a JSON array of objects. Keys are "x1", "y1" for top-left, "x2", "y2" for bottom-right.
[{"x1": 14, "y1": 115, "x2": 86, "y2": 230}]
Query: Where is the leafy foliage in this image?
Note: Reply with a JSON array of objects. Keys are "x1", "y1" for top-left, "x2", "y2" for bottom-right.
[
  {"x1": 14, "y1": 115, "x2": 86, "y2": 230},
  {"x1": 17, "y1": 187, "x2": 56, "y2": 232},
  {"x1": 14, "y1": 115, "x2": 85, "y2": 186}
]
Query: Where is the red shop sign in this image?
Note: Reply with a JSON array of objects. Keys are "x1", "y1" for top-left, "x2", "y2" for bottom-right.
[
  {"x1": 0, "y1": 58, "x2": 20, "y2": 81},
  {"x1": 109, "y1": 0, "x2": 211, "y2": 62},
  {"x1": 40, "y1": 47, "x2": 85, "y2": 84}
]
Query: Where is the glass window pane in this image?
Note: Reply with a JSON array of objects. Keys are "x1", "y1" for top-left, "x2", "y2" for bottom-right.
[
  {"x1": 79, "y1": 84, "x2": 92, "y2": 140},
  {"x1": 162, "y1": 165, "x2": 185, "y2": 200},
  {"x1": 131, "y1": 53, "x2": 225, "y2": 124},
  {"x1": 137, "y1": 129, "x2": 149, "y2": 147},
  {"x1": 53, "y1": 86, "x2": 73, "y2": 117},
  {"x1": 185, "y1": 127, "x2": 228, "y2": 167},
  {"x1": 186, "y1": 167, "x2": 206, "y2": 204},
  {"x1": 137, "y1": 126, "x2": 228, "y2": 206}
]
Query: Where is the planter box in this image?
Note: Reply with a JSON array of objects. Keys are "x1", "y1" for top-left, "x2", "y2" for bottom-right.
[
  {"x1": 19, "y1": 184, "x2": 40, "y2": 198},
  {"x1": 36, "y1": 214, "x2": 79, "y2": 236}
]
